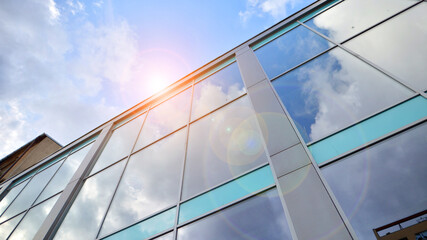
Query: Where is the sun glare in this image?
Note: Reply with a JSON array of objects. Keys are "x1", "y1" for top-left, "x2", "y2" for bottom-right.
[{"x1": 149, "y1": 74, "x2": 168, "y2": 94}]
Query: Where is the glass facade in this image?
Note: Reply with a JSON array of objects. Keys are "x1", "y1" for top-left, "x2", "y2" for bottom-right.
[{"x1": 0, "y1": 1, "x2": 426, "y2": 239}]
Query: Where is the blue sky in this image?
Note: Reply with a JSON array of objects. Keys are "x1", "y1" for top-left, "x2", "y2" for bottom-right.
[{"x1": 0, "y1": 0, "x2": 315, "y2": 158}]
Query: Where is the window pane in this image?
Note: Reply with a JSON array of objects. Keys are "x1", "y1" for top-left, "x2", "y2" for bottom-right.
[
  {"x1": 0, "y1": 213, "x2": 23, "y2": 239},
  {"x1": 308, "y1": 96, "x2": 427, "y2": 164},
  {"x1": 321, "y1": 122, "x2": 427, "y2": 240},
  {"x1": 344, "y1": 3, "x2": 427, "y2": 91},
  {"x1": 54, "y1": 161, "x2": 125, "y2": 240},
  {"x1": 272, "y1": 48, "x2": 413, "y2": 143},
  {"x1": 182, "y1": 96, "x2": 268, "y2": 200},
  {"x1": 0, "y1": 180, "x2": 27, "y2": 216},
  {"x1": 179, "y1": 165, "x2": 274, "y2": 224},
  {"x1": 91, "y1": 114, "x2": 145, "y2": 174},
  {"x1": 192, "y1": 62, "x2": 245, "y2": 121},
  {"x1": 134, "y1": 88, "x2": 191, "y2": 151},
  {"x1": 0, "y1": 162, "x2": 61, "y2": 223},
  {"x1": 36, "y1": 142, "x2": 93, "y2": 204},
  {"x1": 305, "y1": 0, "x2": 416, "y2": 43},
  {"x1": 255, "y1": 25, "x2": 332, "y2": 79},
  {"x1": 100, "y1": 129, "x2": 186, "y2": 237},
  {"x1": 178, "y1": 188, "x2": 292, "y2": 240},
  {"x1": 8, "y1": 195, "x2": 59, "y2": 240},
  {"x1": 102, "y1": 208, "x2": 175, "y2": 240}
]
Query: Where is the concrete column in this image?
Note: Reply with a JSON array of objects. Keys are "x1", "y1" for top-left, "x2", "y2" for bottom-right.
[{"x1": 236, "y1": 46, "x2": 356, "y2": 240}]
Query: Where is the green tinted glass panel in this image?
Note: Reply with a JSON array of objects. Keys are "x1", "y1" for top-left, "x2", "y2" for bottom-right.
[
  {"x1": 309, "y1": 96, "x2": 427, "y2": 164},
  {"x1": 102, "y1": 207, "x2": 176, "y2": 240},
  {"x1": 179, "y1": 165, "x2": 274, "y2": 224}
]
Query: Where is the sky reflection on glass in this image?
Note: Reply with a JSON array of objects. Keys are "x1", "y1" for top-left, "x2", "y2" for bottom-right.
[
  {"x1": 135, "y1": 88, "x2": 191, "y2": 151},
  {"x1": 9, "y1": 195, "x2": 59, "y2": 240},
  {"x1": 305, "y1": 0, "x2": 416, "y2": 43},
  {"x1": 0, "y1": 181, "x2": 27, "y2": 216},
  {"x1": 182, "y1": 96, "x2": 268, "y2": 200},
  {"x1": 255, "y1": 24, "x2": 332, "y2": 79},
  {"x1": 54, "y1": 161, "x2": 125, "y2": 240},
  {"x1": 0, "y1": 162, "x2": 61, "y2": 223},
  {"x1": 0, "y1": 213, "x2": 23, "y2": 239},
  {"x1": 272, "y1": 48, "x2": 413, "y2": 142},
  {"x1": 91, "y1": 115, "x2": 145, "y2": 174},
  {"x1": 192, "y1": 62, "x2": 246, "y2": 121},
  {"x1": 36, "y1": 142, "x2": 93, "y2": 204},
  {"x1": 322, "y1": 122, "x2": 427, "y2": 240},
  {"x1": 344, "y1": 3, "x2": 427, "y2": 91},
  {"x1": 178, "y1": 188, "x2": 292, "y2": 240},
  {"x1": 100, "y1": 129, "x2": 186, "y2": 237}
]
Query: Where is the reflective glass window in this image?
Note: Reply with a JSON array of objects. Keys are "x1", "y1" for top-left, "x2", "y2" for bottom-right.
[
  {"x1": 344, "y1": 3, "x2": 427, "y2": 91},
  {"x1": 0, "y1": 213, "x2": 23, "y2": 239},
  {"x1": 91, "y1": 114, "x2": 145, "y2": 174},
  {"x1": 0, "y1": 180, "x2": 27, "y2": 216},
  {"x1": 8, "y1": 195, "x2": 59, "y2": 240},
  {"x1": 100, "y1": 129, "x2": 186, "y2": 237},
  {"x1": 179, "y1": 165, "x2": 274, "y2": 224},
  {"x1": 36, "y1": 142, "x2": 93, "y2": 204},
  {"x1": 322, "y1": 122, "x2": 427, "y2": 240},
  {"x1": 182, "y1": 96, "x2": 268, "y2": 200},
  {"x1": 272, "y1": 48, "x2": 413, "y2": 143},
  {"x1": 192, "y1": 62, "x2": 245, "y2": 121},
  {"x1": 54, "y1": 161, "x2": 125, "y2": 240},
  {"x1": 134, "y1": 88, "x2": 191, "y2": 150},
  {"x1": 255, "y1": 24, "x2": 332, "y2": 79},
  {"x1": 177, "y1": 188, "x2": 292, "y2": 240},
  {"x1": 0, "y1": 162, "x2": 61, "y2": 222},
  {"x1": 103, "y1": 208, "x2": 176, "y2": 240},
  {"x1": 304, "y1": 0, "x2": 417, "y2": 43}
]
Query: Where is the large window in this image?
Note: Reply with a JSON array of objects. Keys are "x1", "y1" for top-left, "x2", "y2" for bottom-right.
[
  {"x1": 0, "y1": 140, "x2": 94, "y2": 240},
  {"x1": 321, "y1": 122, "x2": 427, "y2": 240}
]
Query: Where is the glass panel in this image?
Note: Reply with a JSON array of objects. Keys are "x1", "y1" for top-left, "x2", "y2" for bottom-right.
[
  {"x1": 178, "y1": 188, "x2": 292, "y2": 240},
  {"x1": 321, "y1": 122, "x2": 427, "y2": 240},
  {"x1": 305, "y1": 0, "x2": 417, "y2": 43},
  {"x1": 309, "y1": 96, "x2": 427, "y2": 164},
  {"x1": 0, "y1": 181, "x2": 27, "y2": 216},
  {"x1": 8, "y1": 195, "x2": 59, "y2": 240},
  {"x1": 272, "y1": 48, "x2": 413, "y2": 143},
  {"x1": 54, "y1": 161, "x2": 125, "y2": 240},
  {"x1": 179, "y1": 165, "x2": 274, "y2": 224},
  {"x1": 100, "y1": 129, "x2": 186, "y2": 236},
  {"x1": 102, "y1": 208, "x2": 175, "y2": 240},
  {"x1": 35, "y1": 142, "x2": 94, "y2": 204},
  {"x1": 191, "y1": 62, "x2": 245, "y2": 121},
  {"x1": 134, "y1": 88, "x2": 191, "y2": 151},
  {"x1": 0, "y1": 213, "x2": 23, "y2": 239},
  {"x1": 255, "y1": 25, "x2": 332, "y2": 79},
  {"x1": 0, "y1": 162, "x2": 61, "y2": 222},
  {"x1": 344, "y1": 3, "x2": 427, "y2": 91},
  {"x1": 91, "y1": 114, "x2": 145, "y2": 174},
  {"x1": 182, "y1": 96, "x2": 268, "y2": 200}
]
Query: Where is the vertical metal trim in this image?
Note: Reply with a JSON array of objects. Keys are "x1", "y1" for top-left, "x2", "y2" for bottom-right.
[
  {"x1": 95, "y1": 111, "x2": 150, "y2": 239},
  {"x1": 173, "y1": 79, "x2": 195, "y2": 240},
  {"x1": 33, "y1": 123, "x2": 114, "y2": 240},
  {"x1": 262, "y1": 54, "x2": 358, "y2": 239},
  {"x1": 235, "y1": 45, "x2": 299, "y2": 240}
]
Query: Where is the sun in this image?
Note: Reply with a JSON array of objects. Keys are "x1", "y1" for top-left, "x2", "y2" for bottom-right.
[{"x1": 148, "y1": 74, "x2": 168, "y2": 94}]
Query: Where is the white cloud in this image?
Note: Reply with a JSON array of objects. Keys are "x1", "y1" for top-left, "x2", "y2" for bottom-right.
[
  {"x1": 0, "y1": 0, "x2": 149, "y2": 159},
  {"x1": 239, "y1": 0, "x2": 297, "y2": 23}
]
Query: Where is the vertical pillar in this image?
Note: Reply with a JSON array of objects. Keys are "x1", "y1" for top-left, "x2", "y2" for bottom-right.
[
  {"x1": 236, "y1": 46, "x2": 356, "y2": 240},
  {"x1": 34, "y1": 123, "x2": 114, "y2": 240}
]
